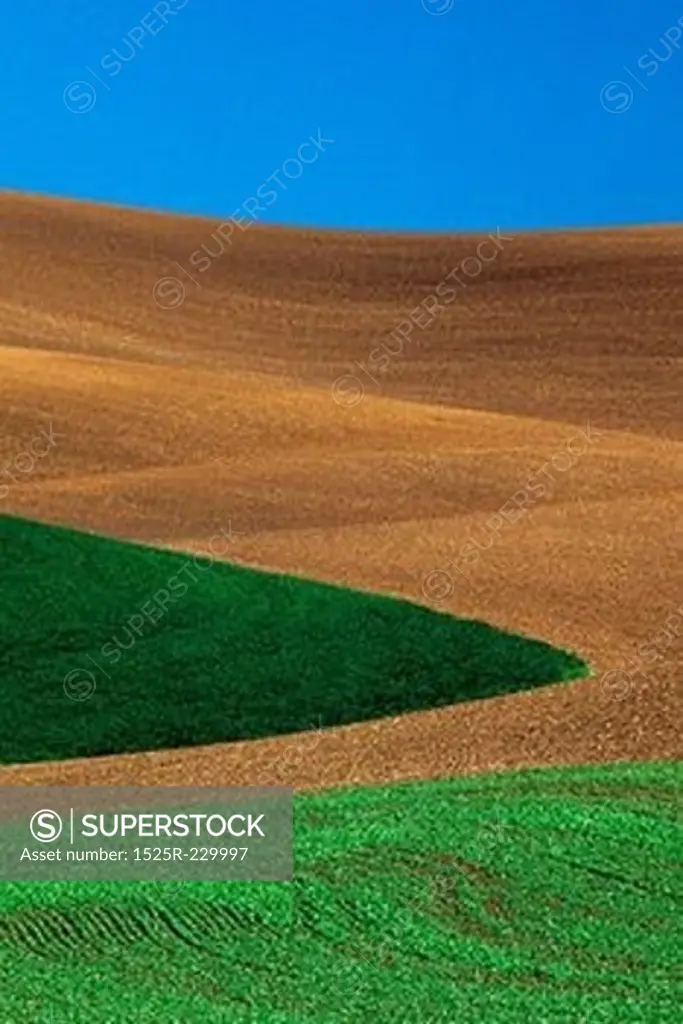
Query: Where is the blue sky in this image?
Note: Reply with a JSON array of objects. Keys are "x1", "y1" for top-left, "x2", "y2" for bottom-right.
[{"x1": 2, "y1": 0, "x2": 682, "y2": 231}]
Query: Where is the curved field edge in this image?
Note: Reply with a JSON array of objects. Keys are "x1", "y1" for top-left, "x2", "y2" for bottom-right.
[
  {"x1": 0, "y1": 761, "x2": 680, "y2": 1022},
  {"x1": 0, "y1": 514, "x2": 587, "y2": 764}
]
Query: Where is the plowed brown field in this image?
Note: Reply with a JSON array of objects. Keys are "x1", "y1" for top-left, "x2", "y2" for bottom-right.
[{"x1": 1, "y1": 191, "x2": 681, "y2": 788}]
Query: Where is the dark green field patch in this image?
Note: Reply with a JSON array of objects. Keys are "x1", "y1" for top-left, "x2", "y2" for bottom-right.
[{"x1": 0, "y1": 514, "x2": 586, "y2": 764}]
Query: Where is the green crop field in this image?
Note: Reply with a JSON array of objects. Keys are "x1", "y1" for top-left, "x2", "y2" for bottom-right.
[
  {"x1": 0, "y1": 514, "x2": 586, "y2": 764},
  {"x1": 2, "y1": 514, "x2": 676, "y2": 1020},
  {"x1": 0, "y1": 761, "x2": 679, "y2": 1022}
]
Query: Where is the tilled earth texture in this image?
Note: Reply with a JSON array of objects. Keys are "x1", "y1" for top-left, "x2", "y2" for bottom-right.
[{"x1": 0, "y1": 192, "x2": 681, "y2": 788}]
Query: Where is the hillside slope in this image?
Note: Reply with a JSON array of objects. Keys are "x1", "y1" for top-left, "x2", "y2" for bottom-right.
[{"x1": 0, "y1": 192, "x2": 681, "y2": 784}]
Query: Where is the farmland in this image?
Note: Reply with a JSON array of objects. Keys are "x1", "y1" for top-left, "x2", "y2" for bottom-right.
[
  {"x1": 0, "y1": 762, "x2": 679, "y2": 1022},
  {"x1": 0, "y1": 193, "x2": 681, "y2": 1020},
  {"x1": 0, "y1": 514, "x2": 586, "y2": 766}
]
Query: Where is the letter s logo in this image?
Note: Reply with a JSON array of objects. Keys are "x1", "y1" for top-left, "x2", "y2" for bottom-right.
[{"x1": 30, "y1": 810, "x2": 63, "y2": 843}]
